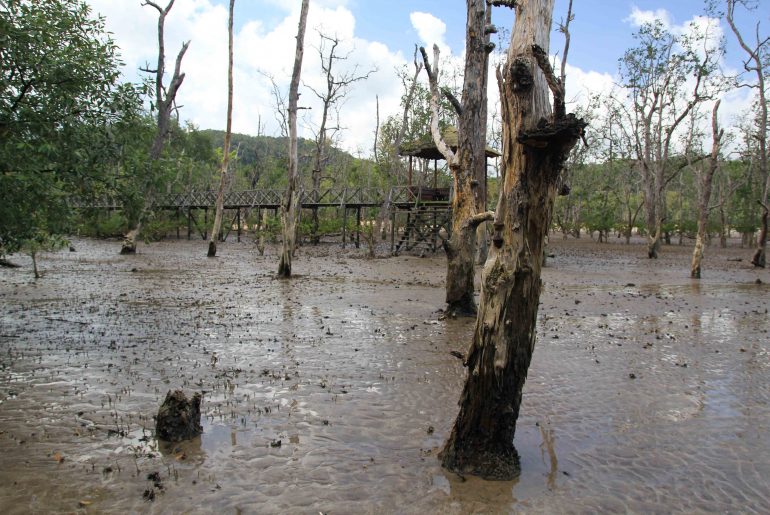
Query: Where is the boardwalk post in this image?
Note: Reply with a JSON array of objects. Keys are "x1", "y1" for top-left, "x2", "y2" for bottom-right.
[
  {"x1": 237, "y1": 208, "x2": 241, "y2": 242},
  {"x1": 390, "y1": 209, "x2": 396, "y2": 254},
  {"x1": 176, "y1": 207, "x2": 180, "y2": 239},
  {"x1": 355, "y1": 207, "x2": 361, "y2": 249},
  {"x1": 187, "y1": 208, "x2": 192, "y2": 240},
  {"x1": 342, "y1": 207, "x2": 348, "y2": 248},
  {"x1": 203, "y1": 207, "x2": 208, "y2": 240}
]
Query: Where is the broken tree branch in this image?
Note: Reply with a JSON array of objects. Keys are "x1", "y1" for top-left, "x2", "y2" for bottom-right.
[{"x1": 531, "y1": 44, "x2": 565, "y2": 118}]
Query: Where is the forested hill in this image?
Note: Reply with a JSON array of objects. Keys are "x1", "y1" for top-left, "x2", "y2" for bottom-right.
[{"x1": 200, "y1": 129, "x2": 357, "y2": 170}]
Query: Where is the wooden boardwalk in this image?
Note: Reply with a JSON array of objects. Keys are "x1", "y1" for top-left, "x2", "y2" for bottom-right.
[
  {"x1": 70, "y1": 186, "x2": 449, "y2": 210},
  {"x1": 72, "y1": 186, "x2": 453, "y2": 254}
]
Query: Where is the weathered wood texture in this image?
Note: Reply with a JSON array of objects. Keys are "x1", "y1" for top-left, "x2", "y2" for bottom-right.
[
  {"x1": 208, "y1": 0, "x2": 236, "y2": 258},
  {"x1": 278, "y1": 0, "x2": 309, "y2": 277},
  {"x1": 691, "y1": 100, "x2": 723, "y2": 278},
  {"x1": 440, "y1": 0, "x2": 585, "y2": 479},
  {"x1": 421, "y1": 0, "x2": 494, "y2": 316}
]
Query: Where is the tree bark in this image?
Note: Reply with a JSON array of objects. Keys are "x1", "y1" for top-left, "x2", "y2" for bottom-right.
[
  {"x1": 121, "y1": 0, "x2": 189, "y2": 254},
  {"x1": 751, "y1": 202, "x2": 768, "y2": 268},
  {"x1": 421, "y1": 0, "x2": 494, "y2": 317},
  {"x1": 208, "y1": 0, "x2": 235, "y2": 257},
  {"x1": 475, "y1": 6, "x2": 493, "y2": 266},
  {"x1": 691, "y1": 100, "x2": 723, "y2": 278},
  {"x1": 441, "y1": 0, "x2": 585, "y2": 480},
  {"x1": 278, "y1": 0, "x2": 309, "y2": 278}
]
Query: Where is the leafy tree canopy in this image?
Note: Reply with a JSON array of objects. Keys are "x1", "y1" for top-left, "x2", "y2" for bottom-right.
[{"x1": 0, "y1": 0, "x2": 143, "y2": 254}]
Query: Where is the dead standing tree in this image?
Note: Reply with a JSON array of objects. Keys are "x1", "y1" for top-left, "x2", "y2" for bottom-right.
[
  {"x1": 726, "y1": 0, "x2": 769, "y2": 268},
  {"x1": 207, "y1": 0, "x2": 236, "y2": 257},
  {"x1": 419, "y1": 0, "x2": 496, "y2": 317},
  {"x1": 440, "y1": 0, "x2": 585, "y2": 479},
  {"x1": 619, "y1": 21, "x2": 718, "y2": 259},
  {"x1": 121, "y1": 0, "x2": 190, "y2": 254},
  {"x1": 691, "y1": 100, "x2": 724, "y2": 278},
  {"x1": 278, "y1": 0, "x2": 309, "y2": 278},
  {"x1": 306, "y1": 33, "x2": 374, "y2": 245}
]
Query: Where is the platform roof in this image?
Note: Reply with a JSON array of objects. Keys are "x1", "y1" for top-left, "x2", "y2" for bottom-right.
[{"x1": 398, "y1": 126, "x2": 502, "y2": 160}]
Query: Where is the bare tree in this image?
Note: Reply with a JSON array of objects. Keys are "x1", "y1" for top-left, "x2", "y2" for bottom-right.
[
  {"x1": 121, "y1": 0, "x2": 190, "y2": 254},
  {"x1": 419, "y1": 0, "x2": 495, "y2": 317},
  {"x1": 691, "y1": 100, "x2": 724, "y2": 277},
  {"x1": 278, "y1": 0, "x2": 309, "y2": 278},
  {"x1": 260, "y1": 71, "x2": 289, "y2": 139},
  {"x1": 207, "y1": 0, "x2": 235, "y2": 258},
  {"x1": 440, "y1": 0, "x2": 585, "y2": 479},
  {"x1": 306, "y1": 32, "x2": 374, "y2": 244},
  {"x1": 619, "y1": 19, "x2": 720, "y2": 258},
  {"x1": 726, "y1": 0, "x2": 769, "y2": 267},
  {"x1": 397, "y1": 48, "x2": 425, "y2": 159}
]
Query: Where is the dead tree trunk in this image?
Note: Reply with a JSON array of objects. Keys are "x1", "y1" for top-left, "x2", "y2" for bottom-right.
[
  {"x1": 752, "y1": 202, "x2": 769, "y2": 268},
  {"x1": 727, "y1": 1, "x2": 769, "y2": 267},
  {"x1": 122, "y1": 0, "x2": 189, "y2": 254},
  {"x1": 691, "y1": 100, "x2": 723, "y2": 278},
  {"x1": 307, "y1": 33, "x2": 374, "y2": 245},
  {"x1": 207, "y1": 0, "x2": 236, "y2": 258},
  {"x1": 475, "y1": 5, "x2": 494, "y2": 266},
  {"x1": 440, "y1": 0, "x2": 585, "y2": 479},
  {"x1": 420, "y1": 0, "x2": 494, "y2": 317},
  {"x1": 278, "y1": 0, "x2": 309, "y2": 278}
]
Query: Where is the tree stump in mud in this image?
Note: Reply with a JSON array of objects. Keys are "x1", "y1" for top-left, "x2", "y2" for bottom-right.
[{"x1": 155, "y1": 390, "x2": 202, "y2": 442}]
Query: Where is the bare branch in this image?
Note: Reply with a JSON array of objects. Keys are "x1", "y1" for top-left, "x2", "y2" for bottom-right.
[
  {"x1": 165, "y1": 40, "x2": 190, "y2": 105},
  {"x1": 468, "y1": 211, "x2": 494, "y2": 229},
  {"x1": 531, "y1": 44, "x2": 565, "y2": 118},
  {"x1": 393, "y1": 46, "x2": 424, "y2": 154},
  {"x1": 557, "y1": 0, "x2": 573, "y2": 89},
  {"x1": 141, "y1": 1, "x2": 164, "y2": 14},
  {"x1": 442, "y1": 87, "x2": 464, "y2": 116},
  {"x1": 419, "y1": 45, "x2": 456, "y2": 164}
]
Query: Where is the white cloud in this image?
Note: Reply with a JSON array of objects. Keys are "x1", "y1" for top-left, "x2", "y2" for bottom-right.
[
  {"x1": 563, "y1": 63, "x2": 616, "y2": 107},
  {"x1": 625, "y1": 7, "x2": 724, "y2": 61},
  {"x1": 409, "y1": 11, "x2": 449, "y2": 54},
  {"x1": 625, "y1": 6, "x2": 674, "y2": 29},
  {"x1": 86, "y1": 0, "x2": 407, "y2": 155}
]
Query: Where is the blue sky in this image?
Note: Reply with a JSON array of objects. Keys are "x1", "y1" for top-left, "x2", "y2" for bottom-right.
[
  {"x1": 219, "y1": 0, "x2": 760, "y2": 74},
  {"x1": 86, "y1": 0, "x2": 767, "y2": 152}
]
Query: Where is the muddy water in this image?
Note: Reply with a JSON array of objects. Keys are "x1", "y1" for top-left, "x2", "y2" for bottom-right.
[{"x1": 0, "y1": 237, "x2": 768, "y2": 513}]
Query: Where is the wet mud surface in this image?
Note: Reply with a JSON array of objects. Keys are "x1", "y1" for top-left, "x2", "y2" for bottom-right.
[{"x1": 1, "y1": 237, "x2": 768, "y2": 513}]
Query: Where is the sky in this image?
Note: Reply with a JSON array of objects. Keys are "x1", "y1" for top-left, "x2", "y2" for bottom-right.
[{"x1": 84, "y1": 0, "x2": 768, "y2": 155}]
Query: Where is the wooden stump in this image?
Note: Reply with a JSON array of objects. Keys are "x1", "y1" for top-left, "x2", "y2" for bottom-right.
[{"x1": 155, "y1": 390, "x2": 202, "y2": 442}]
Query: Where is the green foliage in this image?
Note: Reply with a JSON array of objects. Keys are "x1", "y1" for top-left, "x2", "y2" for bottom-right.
[
  {"x1": 142, "y1": 213, "x2": 178, "y2": 242},
  {"x1": 76, "y1": 211, "x2": 128, "y2": 238},
  {"x1": 252, "y1": 213, "x2": 281, "y2": 243},
  {"x1": 22, "y1": 229, "x2": 68, "y2": 254},
  {"x1": 22, "y1": 229, "x2": 69, "y2": 278},
  {"x1": 1, "y1": 0, "x2": 143, "y2": 255}
]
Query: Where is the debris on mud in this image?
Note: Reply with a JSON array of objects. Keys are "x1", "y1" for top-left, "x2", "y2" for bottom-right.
[{"x1": 155, "y1": 390, "x2": 202, "y2": 442}]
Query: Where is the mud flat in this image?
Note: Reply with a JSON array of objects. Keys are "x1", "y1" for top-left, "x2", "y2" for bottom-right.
[{"x1": 0, "y1": 237, "x2": 768, "y2": 513}]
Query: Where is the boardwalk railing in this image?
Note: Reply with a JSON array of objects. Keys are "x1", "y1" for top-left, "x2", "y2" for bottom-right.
[{"x1": 70, "y1": 186, "x2": 451, "y2": 210}]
